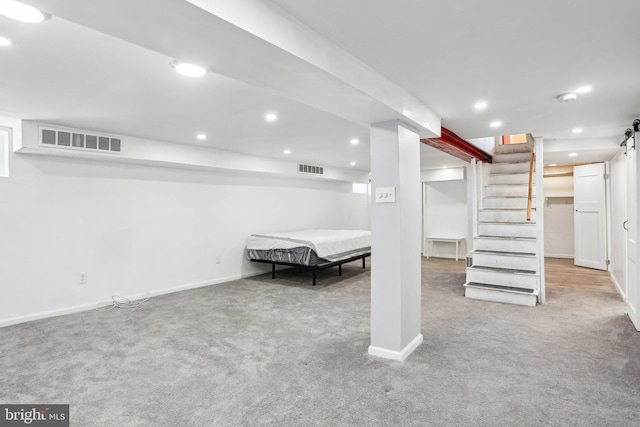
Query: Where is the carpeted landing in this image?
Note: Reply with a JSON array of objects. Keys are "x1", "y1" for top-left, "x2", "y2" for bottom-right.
[{"x1": 1, "y1": 258, "x2": 639, "y2": 426}]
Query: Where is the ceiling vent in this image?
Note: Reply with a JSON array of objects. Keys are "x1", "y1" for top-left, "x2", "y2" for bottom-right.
[
  {"x1": 40, "y1": 126, "x2": 122, "y2": 153},
  {"x1": 298, "y1": 163, "x2": 324, "y2": 175}
]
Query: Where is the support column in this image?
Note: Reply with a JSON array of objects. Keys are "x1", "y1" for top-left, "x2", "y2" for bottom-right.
[{"x1": 369, "y1": 120, "x2": 423, "y2": 361}]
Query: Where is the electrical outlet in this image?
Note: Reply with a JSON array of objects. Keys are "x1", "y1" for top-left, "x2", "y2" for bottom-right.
[
  {"x1": 215, "y1": 256, "x2": 221, "y2": 264},
  {"x1": 78, "y1": 273, "x2": 87, "y2": 284}
]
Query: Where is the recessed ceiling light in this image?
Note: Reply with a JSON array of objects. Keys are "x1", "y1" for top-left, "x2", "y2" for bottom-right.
[
  {"x1": 548, "y1": 164, "x2": 558, "y2": 166},
  {"x1": 576, "y1": 85, "x2": 592, "y2": 94},
  {"x1": 350, "y1": 138, "x2": 359, "y2": 145},
  {"x1": 171, "y1": 61, "x2": 207, "y2": 77},
  {"x1": 350, "y1": 161, "x2": 356, "y2": 166},
  {"x1": 490, "y1": 121, "x2": 502, "y2": 128},
  {"x1": 196, "y1": 133, "x2": 206, "y2": 140},
  {"x1": 0, "y1": 36, "x2": 11, "y2": 46},
  {"x1": 572, "y1": 128, "x2": 583, "y2": 134},
  {"x1": 0, "y1": 0, "x2": 46, "y2": 23},
  {"x1": 265, "y1": 113, "x2": 278, "y2": 122},
  {"x1": 474, "y1": 101, "x2": 488, "y2": 110},
  {"x1": 569, "y1": 152, "x2": 578, "y2": 157},
  {"x1": 283, "y1": 149, "x2": 291, "y2": 155}
]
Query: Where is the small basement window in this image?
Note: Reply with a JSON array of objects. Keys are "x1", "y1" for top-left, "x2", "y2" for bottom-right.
[{"x1": 352, "y1": 182, "x2": 369, "y2": 194}]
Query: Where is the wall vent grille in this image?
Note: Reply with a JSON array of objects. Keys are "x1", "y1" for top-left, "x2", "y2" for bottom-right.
[
  {"x1": 298, "y1": 163, "x2": 324, "y2": 175},
  {"x1": 40, "y1": 127, "x2": 122, "y2": 153}
]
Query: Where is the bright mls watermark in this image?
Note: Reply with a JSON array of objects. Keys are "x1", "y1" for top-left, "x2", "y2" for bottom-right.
[{"x1": 1, "y1": 405, "x2": 68, "y2": 426}]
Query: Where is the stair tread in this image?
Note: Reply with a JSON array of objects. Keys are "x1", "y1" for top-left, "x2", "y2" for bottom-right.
[
  {"x1": 486, "y1": 183, "x2": 535, "y2": 186},
  {"x1": 464, "y1": 282, "x2": 538, "y2": 295},
  {"x1": 484, "y1": 196, "x2": 536, "y2": 199},
  {"x1": 494, "y1": 145, "x2": 531, "y2": 152},
  {"x1": 478, "y1": 236, "x2": 536, "y2": 240},
  {"x1": 492, "y1": 161, "x2": 531, "y2": 164},
  {"x1": 472, "y1": 249, "x2": 536, "y2": 257},
  {"x1": 478, "y1": 221, "x2": 536, "y2": 225},
  {"x1": 475, "y1": 235, "x2": 536, "y2": 241},
  {"x1": 490, "y1": 172, "x2": 533, "y2": 176},
  {"x1": 468, "y1": 265, "x2": 537, "y2": 275},
  {"x1": 480, "y1": 208, "x2": 529, "y2": 211}
]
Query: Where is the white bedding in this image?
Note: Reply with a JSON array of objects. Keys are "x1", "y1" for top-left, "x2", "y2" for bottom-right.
[{"x1": 247, "y1": 229, "x2": 371, "y2": 261}]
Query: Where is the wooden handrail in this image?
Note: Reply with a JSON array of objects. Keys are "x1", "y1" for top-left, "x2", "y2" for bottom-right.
[{"x1": 526, "y1": 150, "x2": 535, "y2": 221}]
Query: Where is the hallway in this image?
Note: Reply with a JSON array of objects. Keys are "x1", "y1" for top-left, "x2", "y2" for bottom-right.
[{"x1": 545, "y1": 258, "x2": 618, "y2": 294}]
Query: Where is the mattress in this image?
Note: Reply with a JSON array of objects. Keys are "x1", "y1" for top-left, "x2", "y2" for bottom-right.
[{"x1": 247, "y1": 229, "x2": 371, "y2": 265}]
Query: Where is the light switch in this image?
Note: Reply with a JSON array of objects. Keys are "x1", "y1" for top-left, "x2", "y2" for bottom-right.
[{"x1": 375, "y1": 186, "x2": 396, "y2": 203}]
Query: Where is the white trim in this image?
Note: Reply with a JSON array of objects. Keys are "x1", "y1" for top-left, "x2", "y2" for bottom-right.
[
  {"x1": 629, "y1": 303, "x2": 638, "y2": 329},
  {"x1": 610, "y1": 271, "x2": 627, "y2": 301},
  {"x1": 605, "y1": 161, "x2": 612, "y2": 273},
  {"x1": 422, "y1": 183, "x2": 427, "y2": 256},
  {"x1": 545, "y1": 254, "x2": 574, "y2": 259},
  {"x1": 368, "y1": 333, "x2": 423, "y2": 361},
  {"x1": 0, "y1": 271, "x2": 263, "y2": 328},
  {"x1": 469, "y1": 159, "x2": 478, "y2": 252},
  {"x1": 535, "y1": 137, "x2": 546, "y2": 303}
]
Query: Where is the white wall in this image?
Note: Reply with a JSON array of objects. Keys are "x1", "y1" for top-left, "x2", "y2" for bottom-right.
[
  {"x1": 609, "y1": 148, "x2": 627, "y2": 298},
  {"x1": 543, "y1": 175, "x2": 574, "y2": 258},
  {"x1": 0, "y1": 143, "x2": 368, "y2": 326},
  {"x1": 0, "y1": 128, "x2": 8, "y2": 178},
  {"x1": 423, "y1": 179, "x2": 467, "y2": 258}
]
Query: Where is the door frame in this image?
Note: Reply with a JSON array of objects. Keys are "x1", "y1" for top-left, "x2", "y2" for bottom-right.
[
  {"x1": 573, "y1": 162, "x2": 608, "y2": 270},
  {"x1": 627, "y1": 129, "x2": 640, "y2": 330}
]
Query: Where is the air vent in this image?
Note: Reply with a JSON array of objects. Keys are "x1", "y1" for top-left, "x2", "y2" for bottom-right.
[
  {"x1": 298, "y1": 163, "x2": 324, "y2": 175},
  {"x1": 40, "y1": 126, "x2": 122, "y2": 153}
]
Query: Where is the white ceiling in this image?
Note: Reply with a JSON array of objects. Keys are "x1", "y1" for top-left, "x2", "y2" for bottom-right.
[
  {"x1": 270, "y1": 0, "x2": 640, "y2": 140},
  {"x1": 1, "y1": 0, "x2": 638, "y2": 171}
]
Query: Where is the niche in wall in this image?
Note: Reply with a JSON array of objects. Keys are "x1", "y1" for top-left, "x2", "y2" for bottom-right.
[
  {"x1": 543, "y1": 166, "x2": 576, "y2": 258},
  {"x1": 422, "y1": 175, "x2": 467, "y2": 259}
]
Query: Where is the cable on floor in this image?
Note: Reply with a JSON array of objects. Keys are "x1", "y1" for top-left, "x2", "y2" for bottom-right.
[{"x1": 95, "y1": 294, "x2": 151, "y2": 311}]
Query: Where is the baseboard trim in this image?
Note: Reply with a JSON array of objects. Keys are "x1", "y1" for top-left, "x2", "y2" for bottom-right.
[
  {"x1": 610, "y1": 271, "x2": 626, "y2": 301},
  {"x1": 368, "y1": 333, "x2": 423, "y2": 362},
  {"x1": 628, "y1": 304, "x2": 640, "y2": 331},
  {"x1": 0, "y1": 271, "x2": 264, "y2": 328},
  {"x1": 544, "y1": 254, "x2": 574, "y2": 259}
]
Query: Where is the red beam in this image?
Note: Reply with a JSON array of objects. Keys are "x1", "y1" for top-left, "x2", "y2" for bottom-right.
[{"x1": 421, "y1": 127, "x2": 492, "y2": 163}]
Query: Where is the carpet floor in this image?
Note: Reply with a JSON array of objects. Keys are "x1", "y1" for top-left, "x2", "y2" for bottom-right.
[{"x1": 1, "y1": 258, "x2": 639, "y2": 426}]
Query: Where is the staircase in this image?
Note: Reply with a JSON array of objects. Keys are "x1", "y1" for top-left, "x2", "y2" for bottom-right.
[{"x1": 464, "y1": 143, "x2": 541, "y2": 306}]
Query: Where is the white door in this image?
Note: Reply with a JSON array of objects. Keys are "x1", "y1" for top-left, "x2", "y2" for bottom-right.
[
  {"x1": 627, "y1": 133, "x2": 639, "y2": 329},
  {"x1": 574, "y1": 163, "x2": 607, "y2": 270}
]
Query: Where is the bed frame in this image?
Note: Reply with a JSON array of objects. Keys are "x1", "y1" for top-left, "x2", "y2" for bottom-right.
[{"x1": 251, "y1": 252, "x2": 370, "y2": 286}]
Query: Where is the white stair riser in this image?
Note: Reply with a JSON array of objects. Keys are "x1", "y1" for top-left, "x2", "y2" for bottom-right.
[
  {"x1": 492, "y1": 152, "x2": 532, "y2": 163},
  {"x1": 474, "y1": 237, "x2": 537, "y2": 253},
  {"x1": 466, "y1": 268, "x2": 539, "y2": 290},
  {"x1": 488, "y1": 173, "x2": 532, "y2": 185},
  {"x1": 489, "y1": 163, "x2": 531, "y2": 174},
  {"x1": 478, "y1": 223, "x2": 537, "y2": 238},
  {"x1": 472, "y1": 253, "x2": 538, "y2": 271},
  {"x1": 479, "y1": 209, "x2": 537, "y2": 222},
  {"x1": 485, "y1": 185, "x2": 536, "y2": 197},
  {"x1": 483, "y1": 197, "x2": 533, "y2": 209},
  {"x1": 465, "y1": 286, "x2": 537, "y2": 306},
  {"x1": 494, "y1": 144, "x2": 531, "y2": 155}
]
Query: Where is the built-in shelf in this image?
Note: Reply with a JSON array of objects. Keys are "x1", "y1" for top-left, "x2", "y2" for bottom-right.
[{"x1": 545, "y1": 196, "x2": 573, "y2": 206}]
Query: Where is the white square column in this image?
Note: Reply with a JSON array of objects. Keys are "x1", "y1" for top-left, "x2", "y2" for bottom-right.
[{"x1": 368, "y1": 120, "x2": 423, "y2": 361}]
